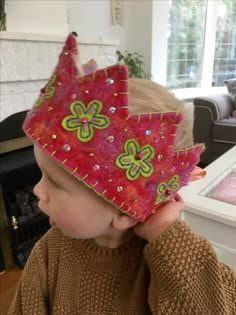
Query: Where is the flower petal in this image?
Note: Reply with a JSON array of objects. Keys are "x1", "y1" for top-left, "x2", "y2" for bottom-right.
[{"x1": 78, "y1": 123, "x2": 93, "y2": 142}]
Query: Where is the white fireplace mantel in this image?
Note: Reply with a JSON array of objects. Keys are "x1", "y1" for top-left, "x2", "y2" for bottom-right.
[{"x1": 0, "y1": 32, "x2": 120, "y2": 122}]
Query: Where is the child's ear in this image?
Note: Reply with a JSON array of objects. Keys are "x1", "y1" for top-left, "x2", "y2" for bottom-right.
[{"x1": 112, "y1": 213, "x2": 138, "y2": 230}]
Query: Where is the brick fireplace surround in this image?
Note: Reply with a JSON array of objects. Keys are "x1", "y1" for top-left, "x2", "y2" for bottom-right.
[
  {"x1": 0, "y1": 32, "x2": 120, "y2": 122},
  {"x1": 0, "y1": 32, "x2": 120, "y2": 271}
]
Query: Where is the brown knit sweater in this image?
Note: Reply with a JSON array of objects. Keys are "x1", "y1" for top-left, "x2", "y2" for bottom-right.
[{"x1": 8, "y1": 220, "x2": 236, "y2": 315}]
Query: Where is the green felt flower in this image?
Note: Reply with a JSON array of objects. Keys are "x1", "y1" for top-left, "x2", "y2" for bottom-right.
[
  {"x1": 34, "y1": 74, "x2": 56, "y2": 108},
  {"x1": 62, "y1": 100, "x2": 110, "y2": 142},
  {"x1": 155, "y1": 175, "x2": 179, "y2": 204},
  {"x1": 116, "y1": 139, "x2": 155, "y2": 180}
]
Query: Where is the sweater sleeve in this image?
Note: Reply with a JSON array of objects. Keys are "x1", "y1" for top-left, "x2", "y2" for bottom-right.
[
  {"x1": 7, "y1": 237, "x2": 49, "y2": 315},
  {"x1": 143, "y1": 220, "x2": 236, "y2": 315}
]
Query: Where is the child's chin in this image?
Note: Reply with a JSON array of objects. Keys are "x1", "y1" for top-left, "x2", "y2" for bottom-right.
[{"x1": 49, "y1": 217, "x2": 57, "y2": 228}]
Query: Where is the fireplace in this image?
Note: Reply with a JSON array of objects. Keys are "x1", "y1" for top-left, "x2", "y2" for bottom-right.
[{"x1": 0, "y1": 111, "x2": 50, "y2": 269}]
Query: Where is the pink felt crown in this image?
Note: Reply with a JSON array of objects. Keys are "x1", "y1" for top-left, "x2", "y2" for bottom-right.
[{"x1": 23, "y1": 33, "x2": 204, "y2": 222}]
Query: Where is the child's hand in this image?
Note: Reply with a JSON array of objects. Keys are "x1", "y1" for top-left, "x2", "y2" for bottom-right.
[{"x1": 133, "y1": 194, "x2": 184, "y2": 242}]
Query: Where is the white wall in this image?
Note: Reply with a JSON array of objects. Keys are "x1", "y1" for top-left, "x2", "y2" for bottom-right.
[
  {"x1": 5, "y1": 0, "x2": 68, "y2": 35},
  {"x1": 125, "y1": 0, "x2": 153, "y2": 76},
  {"x1": 68, "y1": 0, "x2": 126, "y2": 49},
  {"x1": 4, "y1": 0, "x2": 153, "y2": 75}
]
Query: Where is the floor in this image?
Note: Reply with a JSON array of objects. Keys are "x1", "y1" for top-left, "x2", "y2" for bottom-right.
[{"x1": 0, "y1": 267, "x2": 22, "y2": 315}]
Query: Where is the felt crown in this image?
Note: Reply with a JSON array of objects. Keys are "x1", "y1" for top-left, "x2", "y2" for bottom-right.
[{"x1": 23, "y1": 33, "x2": 204, "y2": 222}]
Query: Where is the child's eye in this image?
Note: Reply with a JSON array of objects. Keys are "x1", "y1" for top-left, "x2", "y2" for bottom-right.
[{"x1": 48, "y1": 176, "x2": 60, "y2": 188}]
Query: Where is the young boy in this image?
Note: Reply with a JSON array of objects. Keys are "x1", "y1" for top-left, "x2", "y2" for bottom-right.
[{"x1": 8, "y1": 33, "x2": 236, "y2": 315}]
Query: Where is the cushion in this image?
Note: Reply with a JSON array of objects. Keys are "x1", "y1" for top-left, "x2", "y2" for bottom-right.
[
  {"x1": 213, "y1": 117, "x2": 236, "y2": 144},
  {"x1": 224, "y1": 78, "x2": 236, "y2": 109}
]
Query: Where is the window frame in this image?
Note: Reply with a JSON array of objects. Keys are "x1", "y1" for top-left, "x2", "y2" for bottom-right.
[{"x1": 151, "y1": 0, "x2": 229, "y2": 99}]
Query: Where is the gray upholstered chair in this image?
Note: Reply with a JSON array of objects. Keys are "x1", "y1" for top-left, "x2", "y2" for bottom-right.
[{"x1": 193, "y1": 94, "x2": 236, "y2": 166}]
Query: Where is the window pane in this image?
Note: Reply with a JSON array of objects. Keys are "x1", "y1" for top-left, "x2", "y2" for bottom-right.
[
  {"x1": 166, "y1": 0, "x2": 207, "y2": 89},
  {"x1": 213, "y1": 0, "x2": 236, "y2": 86}
]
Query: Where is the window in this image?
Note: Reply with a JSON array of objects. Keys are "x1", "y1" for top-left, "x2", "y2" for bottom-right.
[{"x1": 152, "y1": 0, "x2": 236, "y2": 89}]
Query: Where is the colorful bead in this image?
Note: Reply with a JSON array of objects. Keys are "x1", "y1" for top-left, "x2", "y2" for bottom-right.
[
  {"x1": 63, "y1": 144, "x2": 71, "y2": 151},
  {"x1": 109, "y1": 106, "x2": 116, "y2": 113},
  {"x1": 93, "y1": 164, "x2": 100, "y2": 171},
  {"x1": 157, "y1": 154, "x2": 163, "y2": 161},
  {"x1": 84, "y1": 90, "x2": 89, "y2": 94},
  {"x1": 113, "y1": 93, "x2": 118, "y2": 96},
  {"x1": 107, "y1": 179, "x2": 112, "y2": 182},
  {"x1": 64, "y1": 51, "x2": 69, "y2": 55},
  {"x1": 57, "y1": 82, "x2": 62, "y2": 86},
  {"x1": 89, "y1": 153, "x2": 94, "y2": 157},
  {"x1": 48, "y1": 107, "x2": 53, "y2": 111},
  {"x1": 117, "y1": 186, "x2": 123, "y2": 192},
  {"x1": 107, "y1": 136, "x2": 114, "y2": 143},
  {"x1": 135, "y1": 153, "x2": 142, "y2": 160},
  {"x1": 81, "y1": 117, "x2": 88, "y2": 124},
  {"x1": 106, "y1": 78, "x2": 114, "y2": 85},
  {"x1": 51, "y1": 134, "x2": 57, "y2": 139},
  {"x1": 71, "y1": 93, "x2": 77, "y2": 99},
  {"x1": 40, "y1": 88, "x2": 46, "y2": 94},
  {"x1": 145, "y1": 130, "x2": 151, "y2": 135}
]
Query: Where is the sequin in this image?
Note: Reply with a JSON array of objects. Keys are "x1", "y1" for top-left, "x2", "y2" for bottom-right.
[
  {"x1": 157, "y1": 154, "x2": 163, "y2": 161},
  {"x1": 64, "y1": 51, "x2": 69, "y2": 55},
  {"x1": 51, "y1": 134, "x2": 57, "y2": 139},
  {"x1": 63, "y1": 144, "x2": 71, "y2": 151},
  {"x1": 107, "y1": 136, "x2": 114, "y2": 143},
  {"x1": 160, "y1": 170, "x2": 164, "y2": 175},
  {"x1": 113, "y1": 93, "x2": 118, "y2": 96},
  {"x1": 48, "y1": 107, "x2": 53, "y2": 111},
  {"x1": 107, "y1": 179, "x2": 112, "y2": 182},
  {"x1": 109, "y1": 106, "x2": 116, "y2": 113},
  {"x1": 81, "y1": 117, "x2": 88, "y2": 124},
  {"x1": 145, "y1": 130, "x2": 151, "y2": 135},
  {"x1": 84, "y1": 90, "x2": 89, "y2": 94},
  {"x1": 57, "y1": 82, "x2": 62, "y2": 86},
  {"x1": 89, "y1": 153, "x2": 94, "y2": 157},
  {"x1": 117, "y1": 186, "x2": 123, "y2": 192},
  {"x1": 106, "y1": 78, "x2": 114, "y2": 85},
  {"x1": 93, "y1": 164, "x2": 100, "y2": 171},
  {"x1": 135, "y1": 153, "x2": 142, "y2": 160},
  {"x1": 71, "y1": 93, "x2": 77, "y2": 99}
]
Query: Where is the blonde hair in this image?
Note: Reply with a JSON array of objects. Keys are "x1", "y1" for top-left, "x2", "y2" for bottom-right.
[{"x1": 128, "y1": 78, "x2": 194, "y2": 150}]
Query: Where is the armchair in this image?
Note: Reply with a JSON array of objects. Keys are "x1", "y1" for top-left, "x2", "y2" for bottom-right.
[{"x1": 193, "y1": 94, "x2": 236, "y2": 166}]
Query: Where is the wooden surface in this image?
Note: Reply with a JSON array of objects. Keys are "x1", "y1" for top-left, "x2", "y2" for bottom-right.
[
  {"x1": 0, "y1": 137, "x2": 32, "y2": 154},
  {"x1": 0, "y1": 267, "x2": 22, "y2": 314}
]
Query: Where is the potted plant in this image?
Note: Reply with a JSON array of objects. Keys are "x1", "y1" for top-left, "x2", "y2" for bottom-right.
[
  {"x1": 0, "y1": 0, "x2": 6, "y2": 31},
  {"x1": 116, "y1": 50, "x2": 151, "y2": 79}
]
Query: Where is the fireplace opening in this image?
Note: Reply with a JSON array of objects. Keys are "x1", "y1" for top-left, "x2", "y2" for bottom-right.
[{"x1": 0, "y1": 111, "x2": 50, "y2": 269}]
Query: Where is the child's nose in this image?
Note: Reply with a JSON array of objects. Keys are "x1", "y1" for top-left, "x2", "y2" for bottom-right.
[{"x1": 33, "y1": 179, "x2": 48, "y2": 202}]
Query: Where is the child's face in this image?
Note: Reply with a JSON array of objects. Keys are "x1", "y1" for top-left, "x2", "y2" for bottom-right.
[{"x1": 33, "y1": 145, "x2": 118, "y2": 240}]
